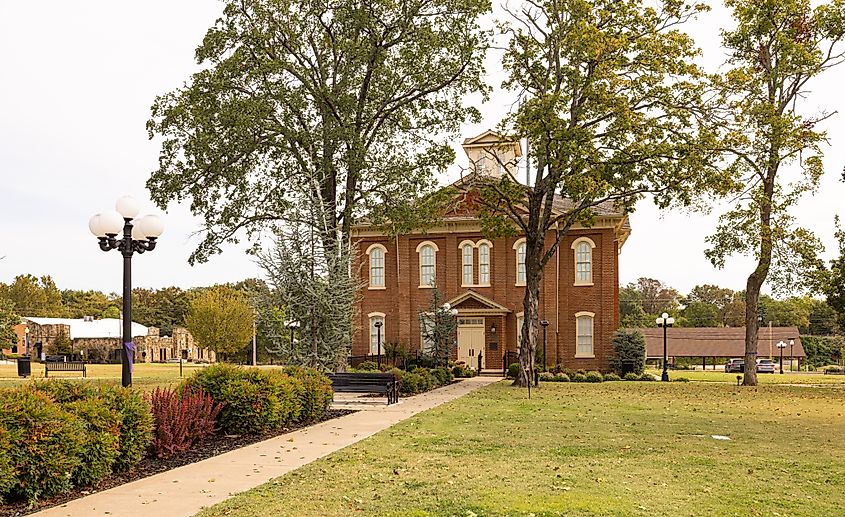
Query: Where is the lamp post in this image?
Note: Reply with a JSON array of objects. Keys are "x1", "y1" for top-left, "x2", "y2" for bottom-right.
[
  {"x1": 374, "y1": 320, "x2": 383, "y2": 368},
  {"x1": 789, "y1": 338, "x2": 795, "y2": 372},
  {"x1": 24, "y1": 327, "x2": 29, "y2": 357},
  {"x1": 656, "y1": 312, "x2": 675, "y2": 382},
  {"x1": 776, "y1": 340, "x2": 787, "y2": 374},
  {"x1": 89, "y1": 196, "x2": 164, "y2": 387},
  {"x1": 540, "y1": 320, "x2": 549, "y2": 371}
]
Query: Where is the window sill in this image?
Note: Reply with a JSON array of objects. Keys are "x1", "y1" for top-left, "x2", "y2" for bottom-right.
[
  {"x1": 574, "y1": 354, "x2": 595, "y2": 359},
  {"x1": 515, "y1": 282, "x2": 526, "y2": 287},
  {"x1": 573, "y1": 282, "x2": 594, "y2": 287},
  {"x1": 418, "y1": 285, "x2": 434, "y2": 289},
  {"x1": 368, "y1": 286, "x2": 386, "y2": 290},
  {"x1": 462, "y1": 284, "x2": 492, "y2": 288}
]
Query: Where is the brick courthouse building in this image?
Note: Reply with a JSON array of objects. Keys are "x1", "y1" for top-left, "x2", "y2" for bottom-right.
[{"x1": 351, "y1": 131, "x2": 630, "y2": 371}]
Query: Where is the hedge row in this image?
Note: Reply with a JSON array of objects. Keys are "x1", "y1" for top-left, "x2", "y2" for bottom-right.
[
  {"x1": 182, "y1": 364, "x2": 333, "y2": 435},
  {"x1": 0, "y1": 365, "x2": 333, "y2": 505},
  {"x1": 0, "y1": 382, "x2": 153, "y2": 504}
]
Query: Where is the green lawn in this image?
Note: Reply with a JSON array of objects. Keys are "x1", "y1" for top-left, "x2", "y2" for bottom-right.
[
  {"x1": 0, "y1": 361, "x2": 208, "y2": 391},
  {"x1": 650, "y1": 368, "x2": 845, "y2": 385},
  {"x1": 199, "y1": 380, "x2": 845, "y2": 517}
]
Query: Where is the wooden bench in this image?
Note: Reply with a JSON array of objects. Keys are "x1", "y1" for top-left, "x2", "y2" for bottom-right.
[
  {"x1": 44, "y1": 361, "x2": 87, "y2": 378},
  {"x1": 327, "y1": 372, "x2": 399, "y2": 404}
]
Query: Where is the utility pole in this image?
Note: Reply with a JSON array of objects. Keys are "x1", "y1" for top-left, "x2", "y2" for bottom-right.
[{"x1": 252, "y1": 317, "x2": 257, "y2": 366}]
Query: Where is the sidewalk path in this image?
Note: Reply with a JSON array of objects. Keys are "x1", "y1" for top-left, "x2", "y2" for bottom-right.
[{"x1": 36, "y1": 376, "x2": 501, "y2": 517}]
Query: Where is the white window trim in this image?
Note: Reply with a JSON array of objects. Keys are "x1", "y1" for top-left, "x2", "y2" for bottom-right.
[
  {"x1": 477, "y1": 240, "x2": 492, "y2": 286},
  {"x1": 365, "y1": 243, "x2": 388, "y2": 290},
  {"x1": 571, "y1": 237, "x2": 596, "y2": 286},
  {"x1": 416, "y1": 241, "x2": 439, "y2": 288},
  {"x1": 460, "y1": 241, "x2": 474, "y2": 287},
  {"x1": 513, "y1": 238, "x2": 527, "y2": 287},
  {"x1": 574, "y1": 311, "x2": 595, "y2": 358},
  {"x1": 368, "y1": 312, "x2": 386, "y2": 355}
]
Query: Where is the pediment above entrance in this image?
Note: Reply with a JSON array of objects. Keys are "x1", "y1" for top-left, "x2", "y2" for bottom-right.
[{"x1": 446, "y1": 290, "x2": 511, "y2": 314}]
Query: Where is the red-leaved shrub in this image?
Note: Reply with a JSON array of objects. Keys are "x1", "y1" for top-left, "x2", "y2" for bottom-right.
[{"x1": 149, "y1": 386, "x2": 222, "y2": 458}]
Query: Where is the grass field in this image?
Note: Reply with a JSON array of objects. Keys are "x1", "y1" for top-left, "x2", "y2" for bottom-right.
[
  {"x1": 199, "y1": 380, "x2": 845, "y2": 517},
  {"x1": 0, "y1": 361, "x2": 209, "y2": 390},
  {"x1": 648, "y1": 368, "x2": 845, "y2": 385}
]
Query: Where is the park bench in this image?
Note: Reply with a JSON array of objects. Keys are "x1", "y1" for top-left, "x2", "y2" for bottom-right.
[
  {"x1": 327, "y1": 372, "x2": 399, "y2": 404},
  {"x1": 44, "y1": 361, "x2": 87, "y2": 378}
]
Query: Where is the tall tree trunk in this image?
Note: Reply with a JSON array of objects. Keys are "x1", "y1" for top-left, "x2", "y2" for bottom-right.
[
  {"x1": 743, "y1": 176, "x2": 775, "y2": 386},
  {"x1": 516, "y1": 236, "x2": 544, "y2": 387}
]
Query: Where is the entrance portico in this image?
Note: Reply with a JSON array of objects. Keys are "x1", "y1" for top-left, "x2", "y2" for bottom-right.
[{"x1": 445, "y1": 290, "x2": 510, "y2": 371}]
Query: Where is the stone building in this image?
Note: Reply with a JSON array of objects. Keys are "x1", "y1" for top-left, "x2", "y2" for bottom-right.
[
  {"x1": 20, "y1": 317, "x2": 215, "y2": 363},
  {"x1": 351, "y1": 131, "x2": 629, "y2": 372}
]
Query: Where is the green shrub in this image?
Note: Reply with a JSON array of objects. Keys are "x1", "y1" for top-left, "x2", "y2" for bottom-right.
[
  {"x1": 609, "y1": 330, "x2": 647, "y2": 375},
  {"x1": 572, "y1": 373, "x2": 587, "y2": 382},
  {"x1": 673, "y1": 377, "x2": 690, "y2": 383},
  {"x1": 603, "y1": 372, "x2": 621, "y2": 382},
  {"x1": 584, "y1": 371, "x2": 603, "y2": 383},
  {"x1": 430, "y1": 367, "x2": 453, "y2": 386},
  {"x1": 62, "y1": 398, "x2": 122, "y2": 486},
  {"x1": 539, "y1": 372, "x2": 555, "y2": 381},
  {"x1": 282, "y1": 366, "x2": 333, "y2": 422},
  {"x1": 0, "y1": 426, "x2": 15, "y2": 504},
  {"x1": 624, "y1": 372, "x2": 639, "y2": 381},
  {"x1": 97, "y1": 386, "x2": 154, "y2": 472},
  {"x1": 0, "y1": 389, "x2": 86, "y2": 503},
  {"x1": 357, "y1": 361, "x2": 379, "y2": 371},
  {"x1": 639, "y1": 373, "x2": 657, "y2": 381},
  {"x1": 507, "y1": 363, "x2": 520, "y2": 379},
  {"x1": 30, "y1": 381, "x2": 153, "y2": 474},
  {"x1": 184, "y1": 364, "x2": 311, "y2": 435},
  {"x1": 554, "y1": 373, "x2": 570, "y2": 382}
]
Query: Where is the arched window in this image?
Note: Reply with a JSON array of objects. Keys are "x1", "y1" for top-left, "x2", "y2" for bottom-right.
[
  {"x1": 462, "y1": 243, "x2": 474, "y2": 286},
  {"x1": 478, "y1": 242, "x2": 491, "y2": 286},
  {"x1": 513, "y1": 238, "x2": 527, "y2": 286},
  {"x1": 369, "y1": 313, "x2": 385, "y2": 355},
  {"x1": 366, "y1": 244, "x2": 387, "y2": 289},
  {"x1": 575, "y1": 311, "x2": 595, "y2": 357},
  {"x1": 572, "y1": 237, "x2": 595, "y2": 285},
  {"x1": 416, "y1": 241, "x2": 438, "y2": 287}
]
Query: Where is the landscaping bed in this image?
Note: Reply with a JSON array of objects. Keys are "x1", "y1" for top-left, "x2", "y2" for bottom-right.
[
  {"x1": 0, "y1": 364, "x2": 341, "y2": 516},
  {"x1": 0, "y1": 408, "x2": 353, "y2": 517}
]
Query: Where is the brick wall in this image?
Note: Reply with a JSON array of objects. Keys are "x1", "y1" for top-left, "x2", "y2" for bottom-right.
[{"x1": 353, "y1": 224, "x2": 622, "y2": 372}]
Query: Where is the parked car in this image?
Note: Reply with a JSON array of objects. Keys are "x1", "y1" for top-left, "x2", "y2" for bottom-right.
[
  {"x1": 725, "y1": 358, "x2": 745, "y2": 373},
  {"x1": 756, "y1": 358, "x2": 776, "y2": 373}
]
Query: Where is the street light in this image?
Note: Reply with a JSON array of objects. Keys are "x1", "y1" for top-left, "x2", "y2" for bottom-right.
[
  {"x1": 776, "y1": 340, "x2": 787, "y2": 374},
  {"x1": 89, "y1": 196, "x2": 164, "y2": 387},
  {"x1": 374, "y1": 320, "x2": 383, "y2": 368},
  {"x1": 540, "y1": 320, "x2": 549, "y2": 371},
  {"x1": 656, "y1": 312, "x2": 675, "y2": 382},
  {"x1": 789, "y1": 338, "x2": 795, "y2": 372}
]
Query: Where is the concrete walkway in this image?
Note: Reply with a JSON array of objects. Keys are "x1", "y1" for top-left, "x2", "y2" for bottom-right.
[{"x1": 36, "y1": 376, "x2": 501, "y2": 517}]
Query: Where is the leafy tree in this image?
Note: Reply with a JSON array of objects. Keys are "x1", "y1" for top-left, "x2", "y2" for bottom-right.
[
  {"x1": 620, "y1": 279, "x2": 682, "y2": 328},
  {"x1": 759, "y1": 295, "x2": 813, "y2": 329},
  {"x1": 101, "y1": 306, "x2": 120, "y2": 319},
  {"x1": 0, "y1": 275, "x2": 65, "y2": 317},
  {"x1": 705, "y1": 0, "x2": 845, "y2": 386},
  {"x1": 131, "y1": 287, "x2": 190, "y2": 336},
  {"x1": 185, "y1": 286, "x2": 255, "y2": 359},
  {"x1": 47, "y1": 328, "x2": 73, "y2": 355},
  {"x1": 807, "y1": 298, "x2": 839, "y2": 336},
  {"x1": 681, "y1": 301, "x2": 722, "y2": 328},
  {"x1": 146, "y1": 0, "x2": 491, "y2": 264},
  {"x1": 61, "y1": 290, "x2": 119, "y2": 319},
  {"x1": 0, "y1": 298, "x2": 19, "y2": 350},
  {"x1": 821, "y1": 217, "x2": 845, "y2": 331},
  {"x1": 468, "y1": 0, "x2": 725, "y2": 385}
]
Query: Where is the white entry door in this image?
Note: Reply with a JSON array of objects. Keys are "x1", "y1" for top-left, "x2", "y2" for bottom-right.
[{"x1": 457, "y1": 318, "x2": 486, "y2": 370}]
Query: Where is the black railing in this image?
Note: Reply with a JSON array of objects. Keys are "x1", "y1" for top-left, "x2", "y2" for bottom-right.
[{"x1": 348, "y1": 352, "x2": 424, "y2": 370}]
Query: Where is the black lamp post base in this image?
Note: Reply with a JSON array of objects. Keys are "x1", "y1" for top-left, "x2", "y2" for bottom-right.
[{"x1": 661, "y1": 370, "x2": 669, "y2": 382}]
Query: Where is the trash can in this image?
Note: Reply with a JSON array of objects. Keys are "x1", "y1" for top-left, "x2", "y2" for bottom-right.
[
  {"x1": 620, "y1": 360, "x2": 636, "y2": 376},
  {"x1": 17, "y1": 357, "x2": 31, "y2": 378}
]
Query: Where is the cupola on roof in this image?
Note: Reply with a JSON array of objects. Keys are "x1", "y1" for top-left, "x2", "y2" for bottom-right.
[{"x1": 461, "y1": 130, "x2": 522, "y2": 179}]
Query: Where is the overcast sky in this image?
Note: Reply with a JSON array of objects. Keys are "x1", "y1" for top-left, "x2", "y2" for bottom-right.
[{"x1": 1, "y1": 1, "x2": 843, "y2": 296}]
